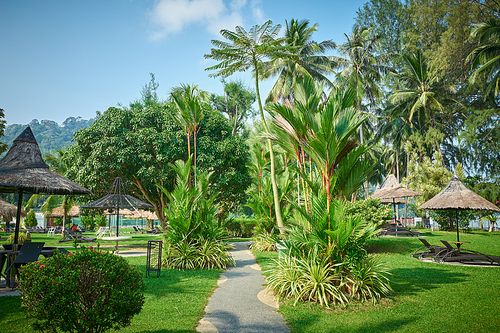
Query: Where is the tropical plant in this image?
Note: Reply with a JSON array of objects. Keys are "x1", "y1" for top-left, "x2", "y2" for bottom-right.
[
  {"x1": 205, "y1": 20, "x2": 294, "y2": 232},
  {"x1": 211, "y1": 80, "x2": 256, "y2": 135},
  {"x1": 262, "y1": 18, "x2": 336, "y2": 104},
  {"x1": 170, "y1": 83, "x2": 208, "y2": 186},
  {"x1": 468, "y1": 18, "x2": 500, "y2": 99},
  {"x1": 159, "y1": 158, "x2": 233, "y2": 270}
]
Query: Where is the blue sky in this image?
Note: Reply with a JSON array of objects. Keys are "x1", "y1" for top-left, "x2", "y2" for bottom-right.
[{"x1": 1, "y1": 0, "x2": 366, "y2": 126}]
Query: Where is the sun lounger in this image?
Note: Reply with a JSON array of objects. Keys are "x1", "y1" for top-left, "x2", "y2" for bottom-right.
[
  {"x1": 434, "y1": 240, "x2": 500, "y2": 265},
  {"x1": 58, "y1": 229, "x2": 96, "y2": 243},
  {"x1": 378, "y1": 223, "x2": 420, "y2": 237},
  {"x1": 412, "y1": 238, "x2": 447, "y2": 259}
]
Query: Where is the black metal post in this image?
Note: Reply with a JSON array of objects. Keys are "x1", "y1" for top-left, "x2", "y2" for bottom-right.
[{"x1": 14, "y1": 189, "x2": 23, "y2": 250}]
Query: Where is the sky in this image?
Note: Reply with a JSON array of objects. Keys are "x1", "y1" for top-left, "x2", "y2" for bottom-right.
[{"x1": 1, "y1": 0, "x2": 367, "y2": 126}]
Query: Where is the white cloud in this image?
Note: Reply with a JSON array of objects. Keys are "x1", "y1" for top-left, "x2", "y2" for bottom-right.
[
  {"x1": 250, "y1": 0, "x2": 264, "y2": 22},
  {"x1": 149, "y1": 0, "x2": 264, "y2": 40}
]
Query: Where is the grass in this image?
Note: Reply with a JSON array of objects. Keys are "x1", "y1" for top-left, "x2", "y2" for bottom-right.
[
  {"x1": 3, "y1": 230, "x2": 500, "y2": 332},
  {"x1": 254, "y1": 230, "x2": 500, "y2": 333},
  {"x1": 0, "y1": 255, "x2": 220, "y2": 333}
]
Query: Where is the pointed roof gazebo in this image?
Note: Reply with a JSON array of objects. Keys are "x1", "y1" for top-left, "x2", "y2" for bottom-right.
[
  {"x1": 81, "y1": 177, "x2": 153, "y2": 237},
  {"x1": 0, "y1": 126, "x2": 91, "y2": 245},
  {"x1": 419, "y1": 176, "x2": 500, "y2": 242}
]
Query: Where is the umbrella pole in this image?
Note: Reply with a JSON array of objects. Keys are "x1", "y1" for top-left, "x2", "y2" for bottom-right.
[
  {"x1": 393, "y1": 198, "x2": 398, "y2": 237},
  {"x1": 456, "y1": 209, "x2": 460, "y2": 243},
  {"x1": 14, "y1": 189, "x2": 23, "y2": 249}
]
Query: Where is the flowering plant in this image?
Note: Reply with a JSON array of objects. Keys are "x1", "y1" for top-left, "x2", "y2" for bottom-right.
[{"x1": 19, "y1": 247, "x2": 145, "y2": 332}]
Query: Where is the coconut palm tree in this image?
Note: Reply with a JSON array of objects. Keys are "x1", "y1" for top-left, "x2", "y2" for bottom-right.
[
  {"x1": 26, "y1": 149, "x2": 76, "y2": 234},
  {"x1": 262, "y1": 18, "x2": 337, "y2": 104},
  {"x1": 335, "y1": 26, "x2": 390, "y2": 198},
  {"x1": 170, "y1": 83, "x2": 208, "y2": 186},
  {"x1": 205, "y1": 20, "x2": 294, "y2": 231},
  {"x1": 388, "y1": 50, "x2": 451, "y2": 163},
  {"x1": 468, "y1": 18, "x2": 500, "y2": 99}
]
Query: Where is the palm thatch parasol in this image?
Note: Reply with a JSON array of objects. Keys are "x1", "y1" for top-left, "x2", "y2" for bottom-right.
[
  {"x1": 44, "y1": 205, "x2": 81, "y2": 218},
  {"x1": 0, "y1": 126, "x2": 91, "y2": 246},
  {"x1": 419, "y1": 176, "x2": 500, "y2": 242},
  {"x1": 372, "y1": 174, "x2": 421, "y2": 228},
  {"x1": 372, "y1": 174, "x2": 405, "y2": 204},
  {"x1": 0, "y1": 196, "x2": 27, "y2": 222},
  {"x1": 81, "y1": 177, "x2": 153, "y2": 237}
]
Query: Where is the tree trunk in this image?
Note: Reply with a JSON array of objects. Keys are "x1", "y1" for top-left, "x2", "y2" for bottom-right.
[{"x1": 254, "y1": 68, "x2": 284, "y2": 232}]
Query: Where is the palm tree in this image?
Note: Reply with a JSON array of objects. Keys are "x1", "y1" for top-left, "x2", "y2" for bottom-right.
[
  {"x1": 388, "y1": 50, "x2": 450, "y2": 163},
  {"x1": 468, "y1": 18, "x2": 500, "y2": 99},
  {"x1": 170, "y1": 83, "x2": 208, "y2": 186},
  {"x1": 262, "y1": 18, "x2": 337, "y2": 104},
  {"x1": 268, "y1": 77, "x2": 372, "y2": 215},
  {"x1": 26, "y1": 149, "x2": 75, "y2": 234},
  {"x1": 205, "y1": 20, "x2": 294, "y2": 231},
  {"x1": 335, "y1": 26, "x2": 390, "y2": 198}
]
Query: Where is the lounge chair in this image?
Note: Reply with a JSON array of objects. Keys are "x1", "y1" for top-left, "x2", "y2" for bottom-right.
[
  {"x1": 378, "y1": 223, "x2": 420, "y2": 237},
  {"x1": 152, "y1": 227, "x2": 163, "y2": 234},
  {"x1": 412, "y1": 238, "x2": 447, "y2": 259},
  {"x1": 58, "y1": 229, "x2": 96, "y2": 243},
  {"x1": 434, "y1": 240, "x2": 500, "y2": 265},
  {"x1": 4, "y1": 242, "x2": 45, "y2": 288}
]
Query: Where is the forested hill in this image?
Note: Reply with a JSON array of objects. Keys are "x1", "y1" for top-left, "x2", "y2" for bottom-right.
[{"x1": 2, "y1": 117, "x2": 94, "y2": 155}]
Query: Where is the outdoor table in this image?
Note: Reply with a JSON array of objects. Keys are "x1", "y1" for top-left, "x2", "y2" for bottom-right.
[{"x1": 449, "y1": 241, "x2": 470, "y2": 250}]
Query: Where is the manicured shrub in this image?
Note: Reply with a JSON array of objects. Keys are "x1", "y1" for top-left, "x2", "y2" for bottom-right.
[
  {"x1": 24, "y1": 210, "x2": 38, "y2": 228},
  {"x1": 19, "y1": 247, "x2": 145, "y2": 333}
]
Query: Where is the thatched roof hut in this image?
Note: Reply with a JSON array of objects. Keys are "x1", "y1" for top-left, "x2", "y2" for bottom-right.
[
  {"x1": 0, "y1": 126, "x2": 91, "y2": 195},
  {"x1": 0, "y1": 196, "x2": 27, "y2": 222}
]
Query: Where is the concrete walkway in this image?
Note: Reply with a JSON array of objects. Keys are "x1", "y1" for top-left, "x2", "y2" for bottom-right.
[{"x1": 197, "y1": 242, "x2": 289, "y2": 333}]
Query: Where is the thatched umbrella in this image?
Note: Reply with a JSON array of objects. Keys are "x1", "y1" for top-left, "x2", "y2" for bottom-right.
[
  {"x1": 0, "y1": 126, "x2": 91, "y2": 246},
  {"x1": 81, "y1": 177, "x2": 153, "y2": 237},
  {"x1": 372, "y1": 174, "x2": 405, "y2": 205},
  {"x1": 419, "y1": 176, "x2": 500, "y2": 242},
  {"x1": 45, "y1": 205, "x2": 80, "y2": 218},
  {"x1": 0, "y1": 196, "x2": 27, "y2": 222},
  {"x1": 372, "y1": 174, "x2": 420, "y2": 225}
]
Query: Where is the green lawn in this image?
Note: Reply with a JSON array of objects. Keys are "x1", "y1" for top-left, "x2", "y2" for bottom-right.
[
  {"x1": 2, "y1": 230, "x2": 500, "y2": 332},
  {"x1": 0, "y1": 255, "x2": 220, "y2": 333},
  {"x1": 255, "y1": 230, "x2": 500, "y2": 333}
]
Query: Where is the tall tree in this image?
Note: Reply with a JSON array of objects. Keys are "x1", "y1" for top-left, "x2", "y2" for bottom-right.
[
  {"x1": 170, "y1": 84, "x2": 208, "y2": 186},
  {"x1": 66, "y1": 104, "x2": 250, "y2": 228},
  {"x1": 211, "y1": 80, "x2": 256, "y2": 135},
  {"x1": 261, "y1": 18, "x2": 336, "y2": 104},
  {"x1": 205, "y1": 20, "x2": 293, "y2": 231},
  {"x1": 388, "y1": 50, "x2": 454, "y2": 163},
  {"x1": 468, "y1": 18, "x2": 500, "y2": 99},
  {"x1": 335, "y1": 26, "x2": 389, "y2": 197}
]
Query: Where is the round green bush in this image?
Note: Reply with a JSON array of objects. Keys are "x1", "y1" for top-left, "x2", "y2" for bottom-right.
[{"x1": 19, "y1": 247, "x2": 145, "y2": 332}]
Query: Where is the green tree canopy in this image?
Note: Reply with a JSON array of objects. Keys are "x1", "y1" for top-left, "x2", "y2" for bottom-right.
[{"x1": 66, "y1": 103, "x2": 251, "y2": 228}]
